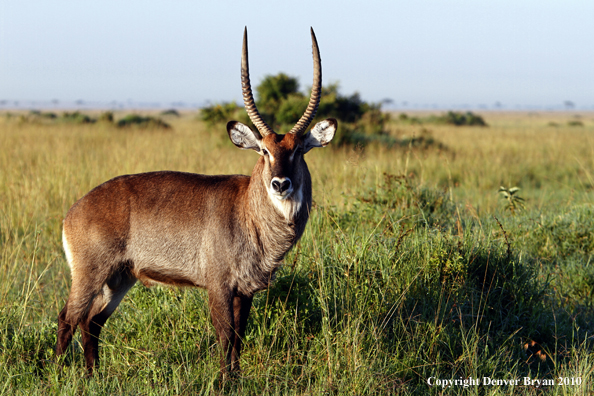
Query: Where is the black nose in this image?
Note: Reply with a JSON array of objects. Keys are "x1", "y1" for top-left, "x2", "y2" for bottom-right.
[{"x1": 271, "y1": 178, "x2": 292, "y2": 193}]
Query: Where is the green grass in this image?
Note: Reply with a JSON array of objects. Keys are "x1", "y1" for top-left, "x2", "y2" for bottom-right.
[{"x1": 1, "y1": 111, "x2": 594, "y2": 394}]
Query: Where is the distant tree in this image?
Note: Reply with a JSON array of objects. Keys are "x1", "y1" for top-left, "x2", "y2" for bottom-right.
[
  {"x1": 256, "y1": 73, "x2": 301, "y2": 125},
  {"x1": 275, "y1": 94, "x2": 309, "y2": 126}
]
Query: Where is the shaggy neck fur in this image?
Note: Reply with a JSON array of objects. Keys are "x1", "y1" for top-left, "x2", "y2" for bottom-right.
[{"x1": 234, "y1": 159, "x2": 312, "y2": 295}]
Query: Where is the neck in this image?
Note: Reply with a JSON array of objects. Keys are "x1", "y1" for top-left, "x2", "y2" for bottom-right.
[{"x1": 244, "y1": 160, "x2": 312, "y2": 263}]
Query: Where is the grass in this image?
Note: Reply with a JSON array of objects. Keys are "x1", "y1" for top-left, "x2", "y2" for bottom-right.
[{"x1": 1, "y1": 110, "x2": 594, "y2": 394}]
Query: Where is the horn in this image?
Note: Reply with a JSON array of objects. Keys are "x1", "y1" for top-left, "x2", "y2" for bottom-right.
[
  {"x1": 289, "y1": 27, "x2": 322, "y2": 136},
  {"x1": 241, "y1": 27, "x2": 274, "y2": 137}
]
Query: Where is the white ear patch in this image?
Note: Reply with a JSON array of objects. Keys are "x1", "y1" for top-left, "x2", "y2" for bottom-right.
[
  {"x1": 303, "y1": 118, "x2": 337, "y2": 153},
  {"x1": 227, "y1": 121, "x2": 262, "y2": 151}
]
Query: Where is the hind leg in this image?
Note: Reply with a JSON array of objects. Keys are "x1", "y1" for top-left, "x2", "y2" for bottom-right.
[
  {"x1": 79, "y1": 271, "x2": 136, "y2": 375},
  {"x1": 56, "y1": 301, "x2": 77, "y2": 356},
  {"x1": 57, "y1": 226, "x2": 107, "y2": 361},
  {"x1": 56, "y1": 276, "x2": 102, "y2": 358},
  {"x1": 55, "y1": 267, "x2": 106, "y2": 362},
  {"x1": 79, "y1": 302, "x2": 111, "y2": 375}
]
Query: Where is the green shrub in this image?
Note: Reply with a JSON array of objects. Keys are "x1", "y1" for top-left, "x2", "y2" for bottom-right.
[
  {"x1": 160, "y1": 109, "x2": 180, "y2": 117},
  {"x1": 527, "y1": 205, "x2": 594, "y2": 261},
  {"x1": 399, "y1": 111, "x2": 488, "y2": 127},
  {"x1": 97, "y1": 111, "x2": 114, "y2": 123},
  {"x1": 438, "y1": 111, "x2": 487, "y2": 126},
  {"x1": 25, "y1": 110, "x2": 58, "y2": 123},
  {"x1": 116, "y1": 114, "x2": 171, "y2": 130},
  {"x1": 37, "y1": 111, "x2": 57, "y2": 119},
  {"x1": 568, "y1": 120, "x2": 584, "y2": 127},
  {"x1": 199, "y1": 102, "x2": 240, "y2": 125},
  {"x1": 397, "y1": 112, "x2": 422, "y2": 125},
  {"x1": 256, "y1": 73, "x2": 300, "y2": 124},
  {"x1": 7, "y1": 111, "x2": 96, "y2": 125},
  {"x1": 60, "y1": 111, "x2": 95, "y2": 124},
  {"x1": 275, "y1": 94, "x2": 309, "y2": 128},
  {"x1": 399, "y1": 128, "x2": 447, "y2": 151}
]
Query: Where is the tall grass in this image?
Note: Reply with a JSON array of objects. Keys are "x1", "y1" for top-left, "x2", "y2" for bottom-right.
[{"x1": 1, "y1": 111, "x2": 593, "y2": 394}]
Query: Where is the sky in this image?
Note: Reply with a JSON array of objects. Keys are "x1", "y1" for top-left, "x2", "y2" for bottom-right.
[{"x1": 0, "y1": 0, "x2": 593, "y2": 110}]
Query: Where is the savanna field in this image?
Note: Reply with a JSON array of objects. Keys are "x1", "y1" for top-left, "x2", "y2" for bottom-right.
[{"x1": 1, "y1": 110, "x2": 594, "y2": 394}]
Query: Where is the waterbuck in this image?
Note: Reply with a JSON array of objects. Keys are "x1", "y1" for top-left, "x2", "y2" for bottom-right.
[{"x1": 55, "y1": 27, "x2": 337, "y2": 376}]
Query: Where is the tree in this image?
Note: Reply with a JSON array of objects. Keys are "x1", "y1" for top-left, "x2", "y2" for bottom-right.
[{"x1": 256, "y1": 73, "x2": 301, "y2": 126}]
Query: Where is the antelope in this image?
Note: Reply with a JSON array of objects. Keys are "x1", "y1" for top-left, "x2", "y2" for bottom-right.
[{"x1": 55, "y1": 27, "x2": 337, "y2": 376}]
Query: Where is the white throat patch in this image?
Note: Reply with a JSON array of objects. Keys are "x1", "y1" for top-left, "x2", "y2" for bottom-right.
[{"x1": 267, "y1": 186, "x2": 303, "y2": 220}]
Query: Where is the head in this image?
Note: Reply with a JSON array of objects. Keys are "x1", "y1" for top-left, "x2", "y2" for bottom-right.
[
  {"x1": 226, "y1": 27, "x2": 337, "y2": 201},
  {"x1": 227, "y1": 118, "x2": 336, "y2": 200}
]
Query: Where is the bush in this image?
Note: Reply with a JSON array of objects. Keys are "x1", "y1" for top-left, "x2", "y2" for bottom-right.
[
  {"x1": 60, "y1": 111, "x2": 94, "y2": 124},
  {"x1": 256, "y1": 73, "x2": 300, "y2": 124},
  {"x1": 275, "y1": 94, "x2": 310, "y2": 128},
  {"x1": 398, "y1": 111, "x2": 488, "y2": 127},
  {"x1": 440, "y1": 111, "x2": 487, "y2": 126},
  {"x1": 97, "y1": 111, "x2": 114, "y2": 123},
  {"x1": 200, "y1": 102, "x2": 240, "y2": 126},
  {"x1": 11, "y1": 111, "x2": 173, "y2": 130},
  {"x1": 568, "y1": 120, "x2": 584, "y2": 127},
  {"x1": 116, "y1": 114, "x2": 171, "y2": 130},
  {"x1": 11, "y1": 111, "x2": 101, "y2": 125},
  {"x1": 24, "y1": 110, "x2": 58, "y2": 123},
  {"x1": 38, "y1": 111, "x2": 57, "y2": 119},
  {"x1": 397, "y1": 112, "x2": 422, "y2": 125},
  {"x1": 160, "y1": 109, "x2": 180, "y2": 117}
]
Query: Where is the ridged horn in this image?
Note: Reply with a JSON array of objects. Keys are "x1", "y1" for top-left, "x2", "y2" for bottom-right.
[
  {"x1": 241, "y1": 27, "x2": 274, "y2": 137},
  {"x1": 289, "y1": 27, "x2": 322, "y2": 136}
]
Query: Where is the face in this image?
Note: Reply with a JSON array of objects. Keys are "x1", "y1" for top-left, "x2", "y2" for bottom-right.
[
  {"x1": 259, "y1": 133, "x2": 304, "y2": 200},
  {"x1": 226, "y1": 118, "x2": 337, "y2": 201}
]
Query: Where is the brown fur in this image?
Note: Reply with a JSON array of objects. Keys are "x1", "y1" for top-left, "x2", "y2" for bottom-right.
[{"x1": 56, "y1": 131, "x2": 324, "y2": 376}]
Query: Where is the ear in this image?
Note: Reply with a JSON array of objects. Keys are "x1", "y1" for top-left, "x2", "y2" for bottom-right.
[
  {"x1": 303, "y1": 118, "x2": 337, "y2": 153},
  {"x1": 227, "y1": 121, "x2": 263, "y2": 151}
]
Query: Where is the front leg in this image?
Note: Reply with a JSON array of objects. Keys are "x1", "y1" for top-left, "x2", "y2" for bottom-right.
[
  {"x1": 231, "y1": 294, "x2": 253, "y2": 372},
  {"x1": 207, "y1": 287, "x2": 235, "y2": 375}
]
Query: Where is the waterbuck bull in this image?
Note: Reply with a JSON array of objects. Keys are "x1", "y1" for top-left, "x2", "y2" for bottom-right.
[{"x1": 55, "y1": 27, "x2": 337, "y2": 375}]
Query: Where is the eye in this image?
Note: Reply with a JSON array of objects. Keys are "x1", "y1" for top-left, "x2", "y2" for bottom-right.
[{"x1": 262, "y1": 148, "x2": 269, "y2": 156}]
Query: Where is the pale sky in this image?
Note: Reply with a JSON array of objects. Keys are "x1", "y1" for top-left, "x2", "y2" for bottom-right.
[{"x1": 1, "y1": 0, "x2": 593, "y2": 109}]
